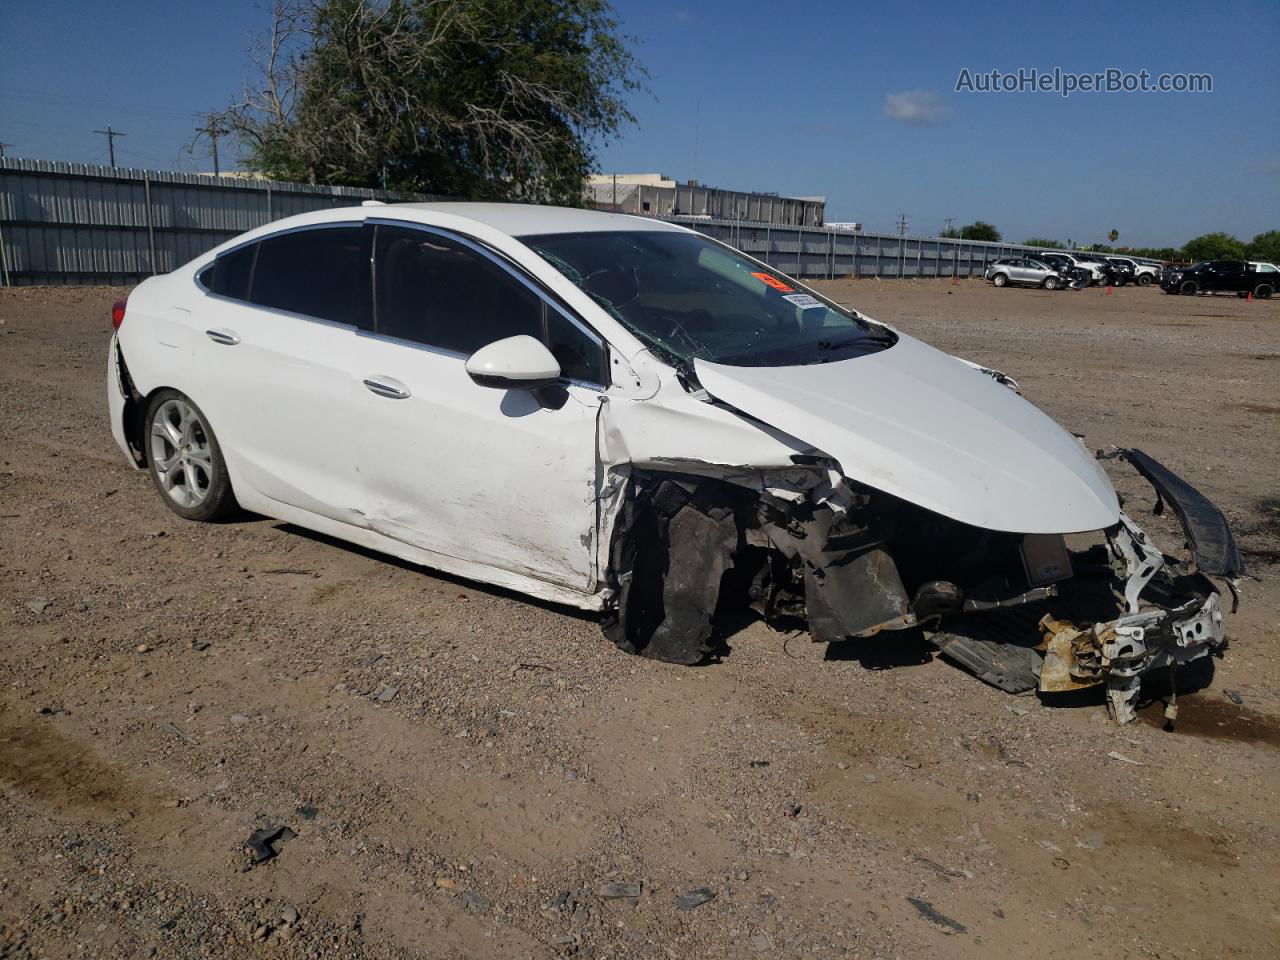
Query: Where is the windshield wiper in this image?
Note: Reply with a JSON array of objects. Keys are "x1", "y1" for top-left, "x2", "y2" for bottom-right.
[{"x1": 816, "y1": 334, "x2": 893, "y2": 351}]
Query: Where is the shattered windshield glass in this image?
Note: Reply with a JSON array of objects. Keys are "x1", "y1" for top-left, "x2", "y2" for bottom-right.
[{"x1": 520, "y1": 231, "x2": 896, "y2": 369}]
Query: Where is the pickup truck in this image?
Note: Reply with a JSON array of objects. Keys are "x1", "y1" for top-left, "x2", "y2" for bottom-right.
[{"x1": 1161, "y1": 260, "x2": 1276, "y2": 298}]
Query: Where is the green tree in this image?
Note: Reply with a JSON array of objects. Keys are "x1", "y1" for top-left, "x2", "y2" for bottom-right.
[
  {"x1": 940, "y1": 227, "x2": 962, "y2": 239},
  {"x1": 1127, "y1": 246, "x2": 1180, "y2": 261},
  {"x1": 1024, "y1": 237, "x2": 1062, "y2": 248},
  {"x1": 1182, "y1": 232, "x2": 1245, "y2": 262},
  {"x1": 959, "y1": 221, "x2": 1001, "y2": 242},
  {"x1": 1246, "y1": 230, "x2": 1280, "y2": 264},
  {"x1": 218, "y1": 0, "x2": 643, "y2": 203}
]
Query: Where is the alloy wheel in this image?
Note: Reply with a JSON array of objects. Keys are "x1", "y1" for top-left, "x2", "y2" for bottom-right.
[{"x1": 149, "y1": 398, "x2": 214, "y2": 508}]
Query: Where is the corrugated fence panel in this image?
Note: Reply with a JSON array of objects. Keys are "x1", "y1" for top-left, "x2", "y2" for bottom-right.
[
  {"x1": 2, "y1": 157, "x2": 1069, "y2": 285},
  {"x1": 0, "y1": 157, "x2": 433, "y2": 285}
]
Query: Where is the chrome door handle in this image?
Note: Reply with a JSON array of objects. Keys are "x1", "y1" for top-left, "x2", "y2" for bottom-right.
[
  {"x1": 363, "y1": 377, "x2": 411, "y2": 400},
  {"x1": 206, "y1": 329, "x2": 240, "y2": 346}
]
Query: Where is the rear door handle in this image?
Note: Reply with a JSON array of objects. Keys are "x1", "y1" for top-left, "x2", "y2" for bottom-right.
[
  {"x1": 206, "y1": 328, "x2": 240, "y2": 346},
  {"x1": 363, "y1": 376, "x2": 411, "y2": 400}
]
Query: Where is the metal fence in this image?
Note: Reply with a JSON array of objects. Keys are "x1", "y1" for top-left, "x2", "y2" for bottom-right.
[
  {"x1": 0, "y1": 157, "x2": 429, "y2": 285},
  {"x1": 0, "y1": 156, "x2": 1045, "y2": 286},
  {"x1": 668, "y1": 216, "x2": 1043, "y2": 279}
]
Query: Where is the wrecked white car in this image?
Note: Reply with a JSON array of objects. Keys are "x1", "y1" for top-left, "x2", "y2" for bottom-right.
[{"x1": 106, "y1": 204, "x2": 1243, "y2": 723}]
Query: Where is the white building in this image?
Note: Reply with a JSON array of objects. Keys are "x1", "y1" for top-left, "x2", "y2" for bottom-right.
[{"x1": 587, "y1": 173, "x2": 825, "y2": 227}]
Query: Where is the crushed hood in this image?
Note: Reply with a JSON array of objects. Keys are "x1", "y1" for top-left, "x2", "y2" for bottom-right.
[{"x1": 695, "y1": 334, "x2": 1120, "y2": 534}]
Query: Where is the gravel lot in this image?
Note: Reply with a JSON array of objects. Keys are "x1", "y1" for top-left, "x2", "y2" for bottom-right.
[{"x1": 1, "y1": 278, "x2": 1277, "y2": 960}]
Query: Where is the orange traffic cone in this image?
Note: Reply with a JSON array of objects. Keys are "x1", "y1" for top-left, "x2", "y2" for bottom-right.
[
  {"x1": 1106, "y1": 285, "x2": 1113, "y2": 295},
  {"x1": 951, "y1": 274, "x2": 958, "y2": 286},
  {"x1": 1248, "y1": 290, "x2": 1254, "y2": 302}
]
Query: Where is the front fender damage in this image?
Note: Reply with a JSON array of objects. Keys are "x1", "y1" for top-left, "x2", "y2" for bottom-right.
[
  {"x1": 598, "y1": 429, "x2": 1242, "y2": 724},
  {"x1": 601, "y1": 468, "x2": 916, "y2": 665}
]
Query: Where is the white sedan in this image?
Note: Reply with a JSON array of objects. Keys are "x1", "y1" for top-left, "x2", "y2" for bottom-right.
[{"x1": 107, "y1": 203, "x2": 1241, "y2": 722}]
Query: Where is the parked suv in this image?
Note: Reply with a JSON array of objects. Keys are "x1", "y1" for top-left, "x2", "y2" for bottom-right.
[
  {"x1": 1161, "y1": 260, "x2": 1275, "y2": 298},
  {"x1": 985, "y1": 257, "x2": 1064, "y2": 289},
  {"x1": 1034, "y1": 253, "x2": 1090, "y2": 287},
  {"x1": 1106, "y1": 256, "x2": 1158, "y2": 286},
  {"x1": 1069, "y1": 254, "x2": 1116, "y2": 286},
  {"x1": 1047, "y1": 252, "x2": 1106, "y2": 285}
]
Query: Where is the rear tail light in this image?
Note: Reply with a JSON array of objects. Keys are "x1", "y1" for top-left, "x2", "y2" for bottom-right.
[{"x1": 111, "y1": 299, "x2": 126, "y2": 330}]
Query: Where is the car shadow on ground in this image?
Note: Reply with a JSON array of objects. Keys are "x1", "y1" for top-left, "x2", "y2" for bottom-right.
[
  {"x1": 266, "y1": 520, "x2": 601, "y2": 623},
  {"x1": 822, "y1": 627, "x2": 936, "y2": 669}
]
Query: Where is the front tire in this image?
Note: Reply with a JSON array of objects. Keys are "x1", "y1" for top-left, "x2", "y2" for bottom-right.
[
  {"x1": 1042, "y1": 276, "x2": 1058, "y2": 290},
  {"x1": 1179, "y1": 280, "x2": 1199, "y2": 295},
  {"x1": 145, "y1": 390, "x2": 237, "y2": 522},
  {"x1": 1137, "y1": 273, "x2": 1153, "y2": 286},
  {"x1": 992, "y1": 273, "x2": 1008, "y2": 287}
]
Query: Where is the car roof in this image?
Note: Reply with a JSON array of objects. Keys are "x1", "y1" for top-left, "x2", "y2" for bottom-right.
[{"x1": 379, "y1": 202, "x2": 687, "y2": 237}]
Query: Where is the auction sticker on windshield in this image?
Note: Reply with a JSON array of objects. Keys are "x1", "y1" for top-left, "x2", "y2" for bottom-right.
[
  {"x1": 782, "y1": 293, "x2": 825, "y2": 309},
  {"x1": 751, "y1": 271, "x2": 795, "y2": 292}
]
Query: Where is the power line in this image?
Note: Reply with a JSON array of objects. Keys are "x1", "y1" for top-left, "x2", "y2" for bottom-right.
[{"x1": 92, "y1": 126, "x2": 126, "y2": 167}]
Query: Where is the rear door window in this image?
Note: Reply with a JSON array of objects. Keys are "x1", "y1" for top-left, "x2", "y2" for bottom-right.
[
  {"x1": 250, "y1": 226, "x2": 370, "y2": 326},
  {"x1": 202, "y1": 243, "x2": 257, "y2": 300}
]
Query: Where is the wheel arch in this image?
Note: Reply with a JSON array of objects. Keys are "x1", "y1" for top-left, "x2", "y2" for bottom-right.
[{"x1": 113, "y1": 344, "x2": 184, "y2": 469}]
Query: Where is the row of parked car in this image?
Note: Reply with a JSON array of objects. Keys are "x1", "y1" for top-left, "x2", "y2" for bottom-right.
[
  {"x1": 986, "y1": 252, "x2": 1279, "y2": 298},
  {"x1": 984, "y1": 252, "x2": 1160, "y2": 290}
]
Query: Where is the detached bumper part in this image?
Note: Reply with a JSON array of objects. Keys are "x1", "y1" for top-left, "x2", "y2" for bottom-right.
[{"x1": 1120, "y1": 448, "x2": 1244, "y2": 578}]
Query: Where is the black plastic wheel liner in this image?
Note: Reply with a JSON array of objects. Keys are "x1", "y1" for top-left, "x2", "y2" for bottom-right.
[
  {"x1": 602, "y1": 475, "x2": 741, "y2": 665},
  {"x1": 1123, "y1": 449, "x2": 1245, "y2": 578}
]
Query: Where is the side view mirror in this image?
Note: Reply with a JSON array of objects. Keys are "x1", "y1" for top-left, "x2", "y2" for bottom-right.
[{"x1": 465, "y1": 335, "x2": 561, "y2": 390}]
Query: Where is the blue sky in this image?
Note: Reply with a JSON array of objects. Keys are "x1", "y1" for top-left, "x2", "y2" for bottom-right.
[{"x1": 1, "y1": 0, "x2": 1277, "y2": 246}]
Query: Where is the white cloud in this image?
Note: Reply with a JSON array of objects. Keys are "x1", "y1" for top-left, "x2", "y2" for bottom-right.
[
  {"x1": 674, "y1": 8, "x2": 694, "y2": 23},
  {"x1": 883, "y1": 90, "x2": 949, "y2": 127}
]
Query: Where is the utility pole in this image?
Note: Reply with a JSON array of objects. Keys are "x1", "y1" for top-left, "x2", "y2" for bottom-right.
[
  {"x1": 692, "y1": 100, "x2": 701, "y2": 184},
  {"x1": 943, "y1": 217, "x2": 954, "y2": 235},
  {"x1": 93, "y1": 126, "x2": 126, "y2": 167},
  {"x1": 194, "y1": 117, "x2": 228, "y2": 175},
  {"x1": 896, "y1": 212, "x2": 909, "y2": 237},
  {"x1": 0, "y1": 142, "x2": 12, "y2": 158}
]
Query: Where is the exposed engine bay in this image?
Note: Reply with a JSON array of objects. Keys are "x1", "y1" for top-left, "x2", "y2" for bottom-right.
[{"x1": 601, "y1": 449, "x2": 1243, "y2": 724}]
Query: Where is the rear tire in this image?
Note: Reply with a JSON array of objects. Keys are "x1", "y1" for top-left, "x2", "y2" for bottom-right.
[
  {"x1": 992, "y1": 273, "x2": 1008, "y2": 287},
  {"x1": 144, "y1": 390, "x2": 237, "y2": 522},
  {"x1": 1254, "y1": 283, "x2": 1273, "y2": 299},
  {"x1": 1179, "y1": 280, "x2": 1199, "y2": 295}
]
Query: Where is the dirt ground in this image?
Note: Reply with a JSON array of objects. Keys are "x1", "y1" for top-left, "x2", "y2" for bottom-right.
[{"x1": 1, "y1": 278, "x2": 1277, "y2": 960}]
